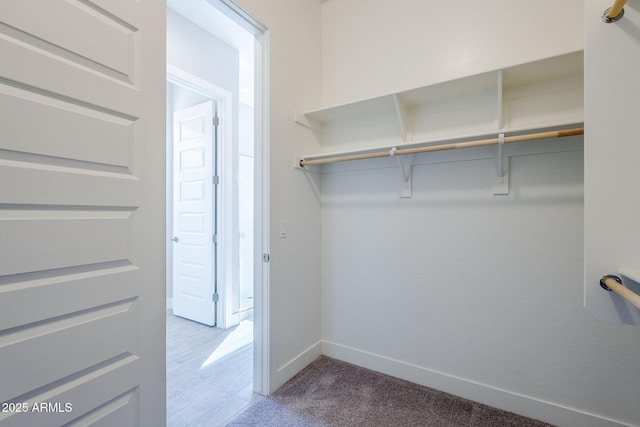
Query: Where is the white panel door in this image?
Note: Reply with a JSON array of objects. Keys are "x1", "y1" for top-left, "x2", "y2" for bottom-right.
[
  {"x1": 172, "y1": 101, "x2": 217, "y2": 326},
  {"x1": 584, "y1": 0, "x2": 640, "y2": 324},
  {"x1": 0, "y1": 0, "x2": 166, "y2": 426}
]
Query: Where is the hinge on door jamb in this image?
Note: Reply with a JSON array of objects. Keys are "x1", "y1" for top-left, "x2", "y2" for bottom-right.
[
  {"x1": 212, "y1": 293, "x2": 219, "y2": 302},
  {"x1": 213, "y1": 175, "x2": 219, "y2": 185},
  {"x1": 212, "y1": 116, "x2": 220, "y2": 127},
  {"x1": 213, "y1": 234, "x2": 219, "y2": 244},
  {"x1": 263, "y1": 253, "x2": 270, "y2": 263}
]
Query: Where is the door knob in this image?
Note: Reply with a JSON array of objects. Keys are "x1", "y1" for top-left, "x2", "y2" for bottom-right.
[{"x1": 171, "y1": 236, "x2": 179, "y2": 242}]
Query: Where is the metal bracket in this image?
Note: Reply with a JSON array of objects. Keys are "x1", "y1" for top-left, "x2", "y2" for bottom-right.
[
  {"x1": 392, "y1": 150, "x2": 413, "y2": 198},
  {"x1": 602, "y1": 6, "x2": 624, "y2": 23},
  {"x1": 496, "y1": 133, "x2": 505, "y2": 178},
  {"x1": 294, "y1": 157, "x2": 322, "y2": 202},
  {"x1": 600, "y1": 274, "x2": 622, "y2": 291},
  {"x1": 493, "y1": 133, "x2": 509, "y2": 195}
]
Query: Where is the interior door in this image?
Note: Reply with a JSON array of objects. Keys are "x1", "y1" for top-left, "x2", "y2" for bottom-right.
[
  {"x1": 172, "y1": 100, "x2": 217, "y2": 326},
  {"x1": 0, "y1": 1, "x2": 166, "y2": 426}
]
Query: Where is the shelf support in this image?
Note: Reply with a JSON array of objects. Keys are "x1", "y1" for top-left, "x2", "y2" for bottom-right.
[
  {"x1": 496, "y1": 133, "x2": 506, "y2": 178},
  {"x1": 393, "y1": 148, "x2": 413, "y2": 198},
  {"x1": 294, "y1": 112, "x2": 315, "y2": 130},
  {"x1": 294, "y1": 157, "x2": 322, "y2": 201},
  {"x1": 493, "y1": 133, "x2": 509, "y2": 195}
]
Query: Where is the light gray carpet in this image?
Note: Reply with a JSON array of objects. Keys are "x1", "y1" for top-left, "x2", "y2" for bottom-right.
[{"x1": 226, "y1": 356, "x2": 554, "y2": 427}]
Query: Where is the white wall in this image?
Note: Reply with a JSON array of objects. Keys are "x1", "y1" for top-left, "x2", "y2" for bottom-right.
[
  {"x1": 167, "y1": 10, "x2": 240, "y2": 94},
  {"x1": 319, "y1": 1, "x2": 640, "y2": 427},
  {"x1": 235, "y1": 0, "x2": 324, "y2": 392},
  {"x1": 321, "y1": 0, "x2": 585, "y2": 106}
]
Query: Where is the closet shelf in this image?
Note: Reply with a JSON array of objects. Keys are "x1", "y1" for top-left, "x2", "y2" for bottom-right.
[{"x1": 295, "y1": 51, "x2": 584, "y2": 155}]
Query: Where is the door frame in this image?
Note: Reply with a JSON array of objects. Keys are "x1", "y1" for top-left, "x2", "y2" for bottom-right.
[
  {"x1": 167, "y1": 0, "x2": 270, "y2": 396},
  {"x1": 166, "y1": 6, "x2": 270, "y2": 392},
  {"x1": 252, "y1": 22, "x2": 271, "y2": 398},
  {"x1": 209, "y1": 0, "x2": 271, "y2": 395},
  {"x1": 167, "y1": 65, "x2": 236, "y2": 329}
]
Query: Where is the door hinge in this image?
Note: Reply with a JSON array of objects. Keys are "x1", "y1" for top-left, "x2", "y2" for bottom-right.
[
  {"x1": 212, "y1": 293, "x2": 219, "y2": 302},
  {"x1": 263, "y1": 253, "x2": 270, "y2": 263},
  {"x1": 213, "y1": 234, "x2": 220, "y2": 244},
  {"x1": 212, "y1": 116, "x2": 220, "y2": 127},
  {"x1": 213, "y1": 175, "x2": 220, "y2": 185}
]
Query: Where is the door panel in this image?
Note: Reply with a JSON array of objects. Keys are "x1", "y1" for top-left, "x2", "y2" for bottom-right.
[
  {"x1": 172, "y1": 101, "x2": 217, "y2": 326},
  {"x1": 1, "y1": 211, "x2": 131, "y2": 276},
  {"x1": 0, "y1": 0, "x2": 134, "y2": 77},
  {"x1": 1, "y1": 302, "x2": 137, "y2": 403},
  {"x1": 0, "y1": 86, "x2": 134, "y2": 167},
  {"x1": 0, "y1": 1, "x2": 166, "y2": 426}
]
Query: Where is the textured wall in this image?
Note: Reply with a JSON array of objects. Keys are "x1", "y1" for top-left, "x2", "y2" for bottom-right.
[
  {"x1": 318, "y1": 1, "x2": 640, "y2": 426},
  {"x1": 320, "y1": 0, "x2": 585, "y2": 106}
]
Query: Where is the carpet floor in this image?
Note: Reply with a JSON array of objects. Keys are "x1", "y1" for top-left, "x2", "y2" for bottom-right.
[{"x1": 226, "y1": 356, "x2": 555, "y2": 427}]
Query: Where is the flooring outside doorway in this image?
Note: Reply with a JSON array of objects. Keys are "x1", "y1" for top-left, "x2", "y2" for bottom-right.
[{"x1": 166, "y1": 313, "x2": 260, "y2": 426}]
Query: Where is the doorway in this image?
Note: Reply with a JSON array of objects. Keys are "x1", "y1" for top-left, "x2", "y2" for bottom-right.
[{"x1": 166, "y1": 0, "x2": 269, "y2": 424}]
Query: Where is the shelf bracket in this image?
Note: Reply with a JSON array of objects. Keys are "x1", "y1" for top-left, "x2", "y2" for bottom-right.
[
  {"x1": 294, "y1": 112, "x2": 315, "y2": 130},
  {"x1": 393, "y1": 149, "x2": 413, "y2": 198},
  {"x1": 294, "y1": 157, "x2": 322, "y2": 202},
  {"x1": 493, "y1": 133, "x2": 509, "y2": 195}
]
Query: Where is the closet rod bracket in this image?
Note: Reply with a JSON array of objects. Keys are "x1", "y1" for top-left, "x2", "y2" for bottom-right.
[
  {"x1": 600, "y1": 275, "x2": 622, "y2": 291},
  {"x1": 493, "y1": 133, "x2": 509, "y2": 195},
  {"x1": 602, "y1": 6, "x2": 625, "y2": 23},
  {"x1": 496, "y1": 133, "x2": 506, "y2": 178},
  {"x1": 394, "y1": 149, "x2": 413, "y2": 198}
]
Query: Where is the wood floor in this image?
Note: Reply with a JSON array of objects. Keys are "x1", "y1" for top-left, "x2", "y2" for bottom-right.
[{"x1": 166, "y1": 313, "x2": 260, "y2": 426}]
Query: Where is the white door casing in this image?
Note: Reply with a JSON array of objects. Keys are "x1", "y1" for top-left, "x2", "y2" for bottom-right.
[
  {"x1": 172, "y1": 100, "x2": 217, "y2": 326},
  {"x1": 0, "y1": 0, "x2": 166, "y2": 425}
]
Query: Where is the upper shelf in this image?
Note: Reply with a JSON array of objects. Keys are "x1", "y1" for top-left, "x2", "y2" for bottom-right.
[{"x1": 296, "y1": 51, "x2": 584, "y2": 154}]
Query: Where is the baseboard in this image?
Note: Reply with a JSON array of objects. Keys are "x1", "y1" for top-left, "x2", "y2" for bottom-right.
[
  {"x1": 322, "y1": 341, "x2": 630, "y2": 427},
  {"x1": 272, "y1": 340, "x2": 323, "y2": 394}
]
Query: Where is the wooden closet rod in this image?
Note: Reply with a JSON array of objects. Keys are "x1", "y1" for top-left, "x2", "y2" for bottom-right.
[
  {"x1": 299, "y1": 127, "x2": 584, "y2": 167},
  {"x1": 603, "y1": 0, "x2": 627, "y2": 22},
  {"x1": 600, "y1": 275, "x2": 640, "y2": 310}
]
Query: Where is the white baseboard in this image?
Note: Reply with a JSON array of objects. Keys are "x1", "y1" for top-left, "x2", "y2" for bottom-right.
[
  {"x1": 322, "y1": 341, "x2": 630, "y2": 427},
  {"x1": 272, "y1": 340, "x2": 322, "y2": 394}
]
